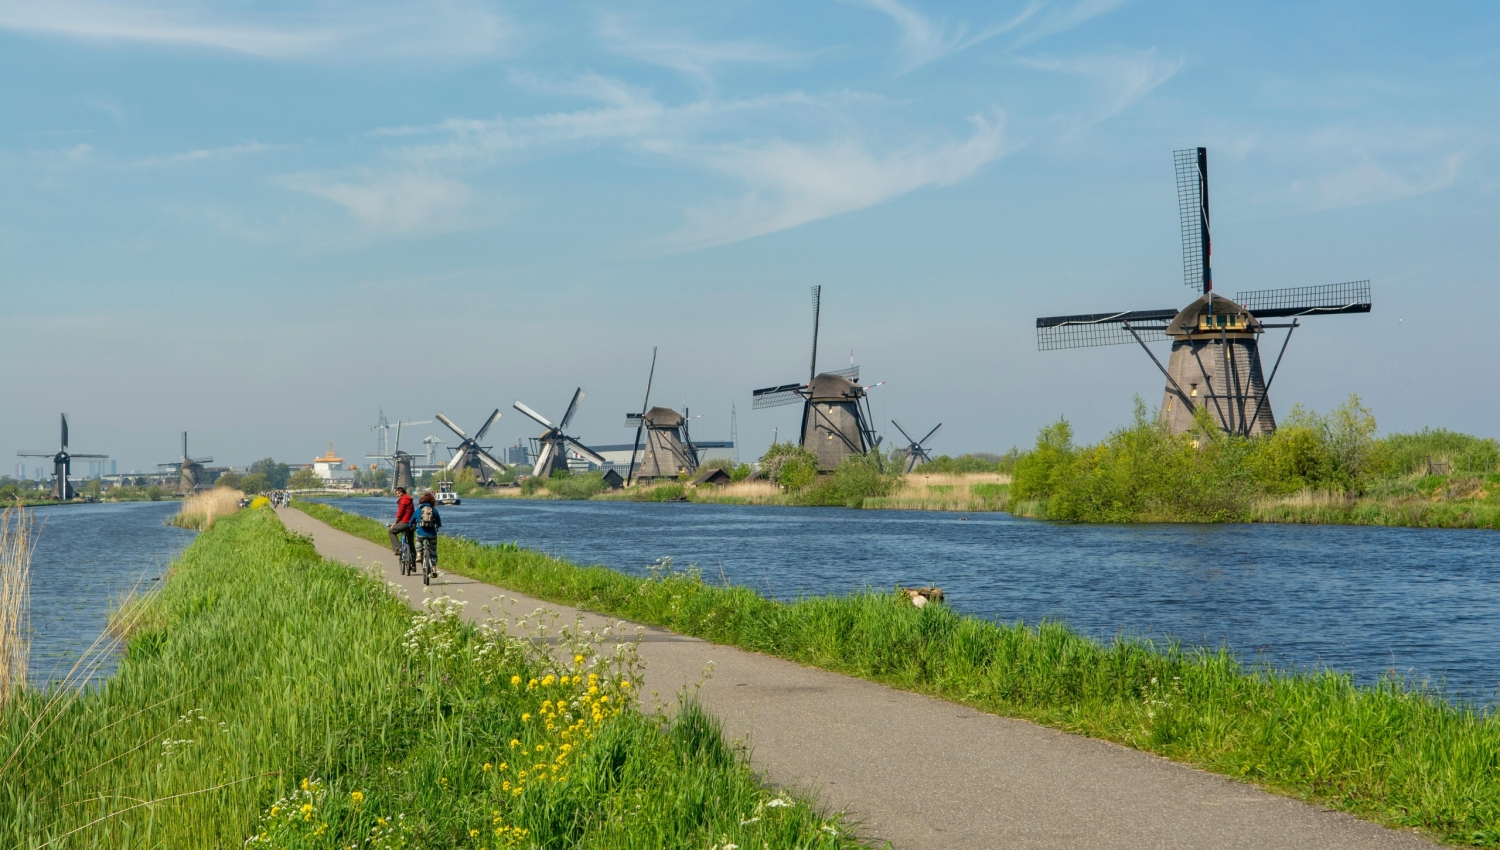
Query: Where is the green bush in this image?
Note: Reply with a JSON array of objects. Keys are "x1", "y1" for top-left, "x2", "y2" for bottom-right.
[
  {"x1": 544, "y1": 470, "x2": 609, "y2": 500},
  {"x1": 802, "y1": 451, "x2": 902, "y2": 508},
  {"x1": 759, "y1": 442, "x2": 818, "y2": 489},
  {"x1": 923, "y1": 451, "x2": 1019, "y2": 474}
]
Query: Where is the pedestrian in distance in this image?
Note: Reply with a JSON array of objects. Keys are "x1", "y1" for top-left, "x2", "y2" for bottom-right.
[{"x1": 388, "y1": 486, "x2": 415, "y2": 558}]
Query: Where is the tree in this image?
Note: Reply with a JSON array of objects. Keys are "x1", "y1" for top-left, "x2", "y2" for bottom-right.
[
  {"x1": 216, "y1": 471, "x2": 243, "y2": 490},
  {"x1": 287, "y1": 468, "x2": 322, "y2": 490},
  {"x1": 240, "y1": 472, "x2": 270, "y2": 493},
  {"x1": 249, "y1": 458, "x2": 291, "y2": 490}
]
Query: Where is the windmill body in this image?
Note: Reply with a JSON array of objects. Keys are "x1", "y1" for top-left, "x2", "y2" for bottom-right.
[
  {"x1": 514, "y1": 390, "x2": 607, "y2": 479},
  {"x1": 435, "y1": 411, "x2": 506, "y2": 483},
  {"x1": 752, "y1": 287, "x2": 882, "y2": 472},
  {"x1": 18, "y1": 414, "x2": 108, "y2": 500},
  {"x1": 627, "y1": 406, "x2": 698, "y2": 480},
  {"x1": 157, "y1": 432, "x2": 214, "y2": 493},
  {"x1": 368, "y1": 419, "x2": 432, "y2": 490},
  {"x1": 1035, "y1": 148, "x2": 1372, "y2": 437}
]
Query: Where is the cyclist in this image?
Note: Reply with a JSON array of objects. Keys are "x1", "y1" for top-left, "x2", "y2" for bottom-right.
[
  {"x1": 414, "y1": 491, "x2": 442, "y2": 574},
  {"x1": 388, "y1": 486, "x2": 414, "y2": 560}
]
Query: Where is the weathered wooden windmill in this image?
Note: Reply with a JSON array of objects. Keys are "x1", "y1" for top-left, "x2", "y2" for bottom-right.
[
  {"x1": 367, "y1": 419, "x2": 431, "y2": 490},
  {"x1": 435, "y1": 410, "x2": 507, "y2": 482},
  {"x1": 752, "y1": 286, "x2": 882, "y2": 471},
  {"x1": 1035, "y1": 147, "x2": 1373, "y2": 437},
  {"x1": 624, "y1": 348, "x2": 700, "y2": 483},
  {"x1": 892, "y1": 420, "x2": 941, "y2": 473},
  {"x1": 18, "y1": 414, "x2": 108, "y2": 501},
  {"x1": 514, "y1": 390, "x2": 607, "y2": 479},
  {"x1": 157, "y1": 432, "x2": 213, "y2": 492}
]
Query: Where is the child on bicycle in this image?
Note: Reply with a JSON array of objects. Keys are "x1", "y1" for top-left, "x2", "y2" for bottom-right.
[{"x1": 414, "y1": 491, "x2": 442, "y2": 572}]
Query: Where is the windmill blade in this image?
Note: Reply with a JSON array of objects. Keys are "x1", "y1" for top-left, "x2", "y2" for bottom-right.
[
  {"x1": 625, "y1": 413, "x2": 644, "y2": 428},
  {"x1": 1235, "y1": 280, "x2": 1372, "y2": 318},
  {"x1": 513, "y1": 401, "x2": 553, "y2": 429},
  {"x1": 891, "y1": 419, "x2": 916, "y2": 444},
  {"x1": 752, "y1": 383, "x2": 805, "y2": 409},
  {"x1": 559, "y1": 389, "x2": 584, "y2": 430},
  {"x1": 1175, "y1": 147, "x2": 1210, "y2": 291},
  {"x1": 1035, "y1": 309, "x2": 1177, "y2": 351},
  {"x1": 472, "y1": 409, "x2": 503, "y2": 442},
  {"x1": 435, "y1": 412, "x2": 469, "y2": 439},
  {"x1": 809, "y1": 285, "x2": 821, "y2": 383},
  {"x1": 475, "y1": 448, "x2": 507, "y2": 473},
  {"x1": 829, "y1": 365, "x2": 859, "y2": 383},
  {"x1": 532, "y1": 442, "x2": 554, "y2": 475},
  {"x1": 181, "y1": 431, "x2": 188, "y2": 459},
  {"x1": 61, "y1": 414, "x2": 69, "y2": 450},
  {"x1": 17, "y1": 450, "x2": 55, "y2": 458},
  {"x1": 392, "y1": 421, "x2": 403, "y2": 453},
  {"x1": 71, "y1": 452, "x2": 108, "y2": 459},
  {"x1": 565, "y1": 438, "x2": 607, "y2": 467},
  {"x1": 919, "y1": 423, "x2": 943, "y2": 445},
  {"x1": 444, "y1": 450, "x2": 467, "y2": 472},
  {"x1": 189, "y1": 456, "x2": 213, "y2": 464}
]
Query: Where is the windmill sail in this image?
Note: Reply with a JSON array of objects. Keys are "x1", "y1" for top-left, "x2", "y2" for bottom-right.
[
  {"x1": 1035, "y1": 308, "x2": 1179, "y2": 350},
  {"x1": 1175, "y1": 147, "x2": 1210, "y2": 292},
  {"x1": 751, "y1": 383, "x2": 805, "y2": 408},
  {"x1": 1235, "y1": 280, "x2": 1371, "y2": 318}
]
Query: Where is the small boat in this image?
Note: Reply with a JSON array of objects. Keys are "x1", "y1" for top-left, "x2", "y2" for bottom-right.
[{"x1": 434, "y1": 480, "x2": 461, "y2": 506}]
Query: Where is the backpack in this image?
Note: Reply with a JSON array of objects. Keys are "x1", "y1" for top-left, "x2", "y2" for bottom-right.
[{"x1": 418, "y1": 503, "x2": 437, "y2": 531}]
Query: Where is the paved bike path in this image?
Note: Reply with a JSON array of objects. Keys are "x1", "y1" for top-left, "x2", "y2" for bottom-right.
[{"x1": 276, "y1": 507, "x2": 1434, "y2": 850}]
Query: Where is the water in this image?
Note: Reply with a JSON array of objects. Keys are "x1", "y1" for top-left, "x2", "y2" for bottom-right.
[
  {"x1": 26, "y1": 501, "x2": 196, "y2": 688},
  {"x1": 327, "y1": 497, "x2": 1500, "y2": 702}
]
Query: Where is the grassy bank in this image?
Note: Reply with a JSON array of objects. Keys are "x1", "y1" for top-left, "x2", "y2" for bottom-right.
[
  {"x1": 1, "y1": 507, "x2": 855, "y2": 849},
  {"x1": 1010, "y1": 397, "x2": 1500, "y2": 528},
  {"x1": 296, "y1": 499, "x2": 1500, "y2": 846},
  {"x1": 169, "y1": 486, "x2": 245, "y2": 530}
]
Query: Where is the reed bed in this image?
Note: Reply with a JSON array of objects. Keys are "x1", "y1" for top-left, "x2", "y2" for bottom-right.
[
  {"x1": 0, "y1": 506, "x2": 35, "y2": 708},
  {"x1": 295, "y1": 499, "x2": 1500, "y2": 846},
  {"x1": 170, "y1": 487, "x2": 243, "y2": 530},
  {"x1": 1, "y1": 506, "x2": 855, "y2": 849},
  {"x1": 863, "y1": 472, "x2": 1010, "y2": 512}
]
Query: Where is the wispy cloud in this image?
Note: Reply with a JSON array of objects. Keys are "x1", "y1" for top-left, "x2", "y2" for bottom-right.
[
  {"x1": 136, "y1": 141, "x2": 290, "y2": 167},
  {"x1": 667, "y1": 110, "x2": 1008, "y2": 250},
  {"x1": 0, "y1": 0, "x2": 516, "y2": 62},
  {"x1": 1293, "y1": 154, "x2": 1463, "y2": 211},
  {"x1": 1018, "y1": 47, "x2": 1182, "y2": 127},
  {"x1": 599, "y1": 13, "x2": 806, "y2": 88},
  {"x1": 851, "y1": 0, "x2": 1042, "y2": 71},
  {"x1": 274, "y1": 170, "x2": 477, "y2": 236},
  {"x1": 1010, "y1": 0, "x2": 1130, "y2": 49}
]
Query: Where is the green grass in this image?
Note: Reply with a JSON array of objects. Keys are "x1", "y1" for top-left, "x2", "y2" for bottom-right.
[
  {"x1": 1, "y1": 507, "x2": 856, "y2": 850},
  {"x1": 294, "y1": 499, "x2": 1500, "y2": 847}
]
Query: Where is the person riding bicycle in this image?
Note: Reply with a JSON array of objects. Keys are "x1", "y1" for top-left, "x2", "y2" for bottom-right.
[
  {"x1": 388, "y1": 486, "x2": 414, "y2": 559},
  {"x1": 414, "y1": 491, "x2": 442, "y2": 571}
]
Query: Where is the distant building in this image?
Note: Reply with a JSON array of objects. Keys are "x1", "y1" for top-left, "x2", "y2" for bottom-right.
[
  {"x1": 312, "y1": 446, "x2": 356, "y2": 486},
  {"x1": 504, "y1": 441, "x2": 530, "y2": 466}
]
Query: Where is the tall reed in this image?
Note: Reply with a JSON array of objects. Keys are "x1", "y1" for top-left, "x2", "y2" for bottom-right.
[
  {"x1": 0, "y1": 505, "x2": 34, "y2": 707},
  {"x1": 171, "y1": 487, "x2": 244, "y2": 530}
]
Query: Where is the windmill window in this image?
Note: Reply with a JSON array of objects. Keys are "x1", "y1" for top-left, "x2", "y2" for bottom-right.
[{"x1": 1190, "y1": 383, "x2": 1198, "y2": 397}]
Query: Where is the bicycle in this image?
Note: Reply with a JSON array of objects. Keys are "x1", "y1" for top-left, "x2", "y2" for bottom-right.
[
  {"x1": 417, "y1": 536, "x2": 436, "y2": 586},
  {"x1": 398, "y1": 535, "x2": 416, "y2": 577}
]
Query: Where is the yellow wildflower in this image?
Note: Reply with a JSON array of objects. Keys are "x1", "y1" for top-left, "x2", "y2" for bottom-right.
[
  {"x1": 470, "y1": 829, "x2": 480, "y2": 838},
  {"x1": 522, "y1": 713, "x2": 532, "y2": 722},
  {"x1": 620, "y1": 679, "x2": 631, "y2": 688},
  {"x1": 573, "y1": 654, "x2": 584, "y2": 665},
  {"x1": 482, "y1": 762, "x2": 492, "y2": 771},
  {"x1": 351, "y1": 790, "x2": 364, "y2": 805},
  {"x1": 510, "y1": 675, "x2": 521, "y2": 687},
  {"x1": 542, "y1": 675, "x2": 555, "y2": 686}
]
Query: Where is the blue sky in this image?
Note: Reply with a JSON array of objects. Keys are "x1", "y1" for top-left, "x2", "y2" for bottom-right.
[{"x1": 3, "y1": 0, "x2": 1497, "y2": 472}]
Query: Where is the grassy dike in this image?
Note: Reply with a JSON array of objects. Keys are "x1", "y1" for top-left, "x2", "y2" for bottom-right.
[
  {"x1": 0, "y1": 507, "x2": 857, "y2": 850},
  {"x1": 293, "y1": 500, "x2": 1500, "y2": 847}
]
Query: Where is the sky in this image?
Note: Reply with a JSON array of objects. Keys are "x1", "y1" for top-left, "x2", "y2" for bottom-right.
[{"x1": 2, "y1": 0, "x2": 1497, "y2": 473}]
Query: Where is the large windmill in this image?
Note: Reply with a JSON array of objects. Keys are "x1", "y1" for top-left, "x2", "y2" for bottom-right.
[
  {"x1": 367, "y1": 419, "x2": 432, "y2": 490},
  {"x1": 157, "y1": 432, "x2": 213, "y2": 492},
  {"x1": 513, "y1": 390, "x2": 607, "y2": 479},
  {"x1": 18, "y1": 414, "x2": 108, "y2": 501},
  {"x1": 752, "y1": 286, "x2": 882, "y2": 471},
  {"x1": 1035, "y1": 147, "x2": 1373, "y2": 437},
  {"x1": 892, "y1": 420, "x2": 941, "y2": 473},
  {"x1": 624, "y1": 348, "x2": 700, "y2": 483},
  {"x1": 434, "y1": 410, "x2": 506, "y2": 483}
]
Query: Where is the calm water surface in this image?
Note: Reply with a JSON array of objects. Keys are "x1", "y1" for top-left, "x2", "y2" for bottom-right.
[
  {"x1": 28, "y1": 501, "x2": 195, "y2": 688},
  {"x1": 328, "y1": 497, "x2": 1500, "y2": 701}
]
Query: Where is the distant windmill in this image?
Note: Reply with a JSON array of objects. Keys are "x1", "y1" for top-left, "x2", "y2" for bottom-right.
[
  {"x1": 892, "y1": 420, "x2": 942, "y2": 473},
  {"x1": 434, "y1": 410, "x2": 506, "y2": 482},
  {"x1": 17, "y1": 414, "x2": 108, "y2": 501},
  {"x1": 752, "y1": 286, "x2": 882, "y2": 471},
  {"x1": 1035, "y1": 147, "x2": 1372, "y2": 436},
  {"x1": 157, "y1": 432, "x2": 213, "y2": 492},
  {"x1": 624, "y1": 348, "x2": 701, "y2": 483},
  {"x1": 367, "y1": 419, "x2": 432, "y2": 490},
  {"x1": 513, "y1": 389, "x2": 607, "y2": 479}
]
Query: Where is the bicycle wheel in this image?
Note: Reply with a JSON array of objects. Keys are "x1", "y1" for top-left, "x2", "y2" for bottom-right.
[{"x1": 421, "y1": 540, "x2": 432, "y2": 586}]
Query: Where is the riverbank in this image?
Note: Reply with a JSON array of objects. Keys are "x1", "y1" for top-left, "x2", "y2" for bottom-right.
[
  {"x1": 0, "y1": 507, "x2": 853, "y2": 849},
  {"x1": 295, "y1": 499, "x2": 1500, "y2": 846}
]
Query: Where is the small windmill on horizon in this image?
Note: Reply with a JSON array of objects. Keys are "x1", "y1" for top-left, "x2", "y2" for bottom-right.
[
  {"x1": 157, "y1": 432, "x2": 212, "y2": 492},
  {"x1": 367, "y1": 418, "x2": 432, "y2": 490},
  {"x1": 1034, "y1": 147, "x2": 1373, "y2": 436},
  {"x1": 18, "y1": 414, "x2": 108, "y2": 501}
]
